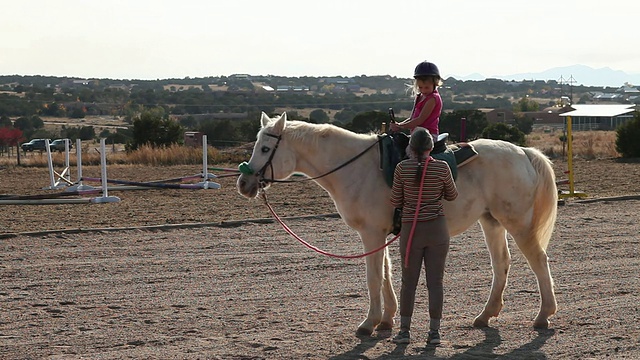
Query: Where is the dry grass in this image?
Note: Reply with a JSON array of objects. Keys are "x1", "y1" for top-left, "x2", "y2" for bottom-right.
[
  {"x1": 0, "y1": 130, "x2": 619, "y2": 169},
  {"x1": 0, "y1": 143, "x2": 251, "y2": 168},
  {"x1": 526, "y1": 130, "x2": 619, "y2": 159}
]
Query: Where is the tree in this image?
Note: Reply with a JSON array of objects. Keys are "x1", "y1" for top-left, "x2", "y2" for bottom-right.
[
  {"x1": 0, "y1": 115, "x2": 11, "y2": 127},
  {"x1": 440, "y1": 110, "x2": 488, "y2": 142},
  {"x1": 333, "y1": 109, "x2": 357, "y2": 124},
  {"x1": 78, "y1": 126, "x2": 96, "y2": 141},
  {"x1": 0, "y1": 127, "x2": 24, "y2": 153},
  {"x1": 100, "y1": 128, "x2": 132, "y2": 144},
  {"x1": 345, "y1": 111, "x2": 387, "y2": 133},
  {"x1": 615, "y1": 111, "x2": 640, "y2": 157},
  {"x1": 13, "y1": 116, "x2": 33, "y2": 132},
  {"x1": 514, "y1": 113, "x2": 534, "y2": 134},
  {"x1": 42, "y1": 102, "x2": 64, "y2": 117},
  {"x1": 237, "y1": 119, "x2": 261, "y2": 142},
  {"x1": 131, "y1": 108, "x2": 184, "y2": 150},
  {"x1": 30, "y1": 115, "x2": 44, "y2": 129},
  {"x1": 481, "y1": 123, "x2": 526, "y2": 146},
  {"x1": 69, "y1": 106, "x2": 87, "y2": 119},
  {"x1": 309, "y1": 109, "x2": 330, "y2": 124},
  {"x1": 179, "y1": 116, "x2": 198, "y2": 129},
  {"x1": 199, "y1": 119, "x2": 238, "y2": 147},
  {"x1": 513, "y1": 95, "x2": 539, "y2": 112}
]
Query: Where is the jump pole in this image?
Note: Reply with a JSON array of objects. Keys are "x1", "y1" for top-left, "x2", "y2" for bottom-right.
[
  {"x1": 558, "y1": 115, "x2": 587, "y2": 199},
  {"x1": 0, "y1": 198, "x2": 94, "y2": 205},
  {"x1": 195, "y1": 135, "x2": 220, "y2": 189},
  {"x1": 44, "y1": 139, "x2": 72, "y2": 190},
  {"x1": 0, "y1": 140, "x2": 118, "y2": 205},
  {"x1": 66, "y1": 138, "x2": 96, "y2": 192},
  {"x1": 90, "y1": 138, "x2": 121, "y2": 203},
  {"x1": 81, "y1": 135, "x2": 220, "y2": 190}
]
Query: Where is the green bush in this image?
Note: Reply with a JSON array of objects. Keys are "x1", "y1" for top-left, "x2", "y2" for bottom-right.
[
  {"x1": 615, "y1": 111, "x2": 640, "y2": 157},
  {"x1": 481, "y1": 123, "x2": 526, "y2": 146}
]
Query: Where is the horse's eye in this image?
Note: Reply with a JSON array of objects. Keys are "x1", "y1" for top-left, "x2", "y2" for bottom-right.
[{"x1": 261, "y1": 146, "x2": 270, "y2": 153}]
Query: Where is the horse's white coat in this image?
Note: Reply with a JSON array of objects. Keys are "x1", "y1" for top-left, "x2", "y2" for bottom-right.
[{"x1": 237, "y1": 113, "x2": 558, "y2": 334}]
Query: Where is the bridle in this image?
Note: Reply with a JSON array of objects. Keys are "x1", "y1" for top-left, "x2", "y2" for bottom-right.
[
  {"x1": 240, "y1": 132, "x2": 383, "y2": 188},
  {"x1": 253, "y1": 132, "x2": 283, "y2": 189}
]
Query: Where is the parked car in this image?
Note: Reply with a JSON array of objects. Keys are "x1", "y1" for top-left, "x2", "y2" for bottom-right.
[
  {"x1": 21, "y1": 138, "x2": 50, "y2": 152},
  {"x1": 49, "y1": 139, "x2": 73, "y2": 152}
]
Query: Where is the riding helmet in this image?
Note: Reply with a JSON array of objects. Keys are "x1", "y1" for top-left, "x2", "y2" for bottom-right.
[{"x1": 414, "y1": 61, "x2": 440, "y2": 78}]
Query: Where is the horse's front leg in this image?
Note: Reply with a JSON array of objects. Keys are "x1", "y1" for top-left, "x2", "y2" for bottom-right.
[
  {"x1": 356, "y1": 250, "x2": 384, "y2": 335},
  {"x1": 474, "y1": 215, "x2": 510, "y2": 328},
  {"x1": 357, "y1": 239, "x2": 398, "y2": 335},
  {"x1": 377, "y1": 247, "x2": 397, "y2": 331}
]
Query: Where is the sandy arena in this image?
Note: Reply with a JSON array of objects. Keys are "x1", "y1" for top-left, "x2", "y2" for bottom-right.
[{"x1": 1, "y1": 159, "x2": 639, "y2": 359}]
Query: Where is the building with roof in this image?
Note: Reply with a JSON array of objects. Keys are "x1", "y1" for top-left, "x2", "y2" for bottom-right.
[{"x1": 559, "y1": 104, "x2": 637, "y2": 130}]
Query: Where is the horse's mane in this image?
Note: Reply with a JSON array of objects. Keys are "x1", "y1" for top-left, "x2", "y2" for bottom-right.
[{"x1": 278, "y1": 120, "x2": 375, "y2": 149}]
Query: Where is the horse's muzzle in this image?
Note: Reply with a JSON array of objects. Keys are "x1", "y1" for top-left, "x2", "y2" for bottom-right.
[{"x1": 237, "y1": 174, "x2": 259, "y2": 198}]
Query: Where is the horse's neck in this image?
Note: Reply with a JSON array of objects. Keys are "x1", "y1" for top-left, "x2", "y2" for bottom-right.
[{"x1": 290, "y1": 132, "x2": 376, "y2": 196}]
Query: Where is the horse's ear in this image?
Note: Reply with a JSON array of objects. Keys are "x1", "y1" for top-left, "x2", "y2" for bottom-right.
[
  {"x1": 260, "y1": 112, "x2": 271, "y2": 128},
  {"x1": 272, "y1": 112, "x2": 287, "y2": 135}
]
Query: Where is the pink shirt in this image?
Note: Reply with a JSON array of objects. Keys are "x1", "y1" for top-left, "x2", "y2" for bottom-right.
[{"x1": 411, "y1": 89, "x2": 442, "y2": 136}]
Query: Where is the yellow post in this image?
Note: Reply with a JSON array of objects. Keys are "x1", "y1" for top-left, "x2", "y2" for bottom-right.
[{"x1": 559, "y1": 115, "x2": 587, "y2": 199}]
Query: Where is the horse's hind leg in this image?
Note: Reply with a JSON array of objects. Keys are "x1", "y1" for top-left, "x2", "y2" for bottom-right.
[
  {"x1": 475, "y1": 214, "x2": 511, "y2": 328},
  {"x1": 512, "y1": 232, "x2": 557, "y2": 329}
]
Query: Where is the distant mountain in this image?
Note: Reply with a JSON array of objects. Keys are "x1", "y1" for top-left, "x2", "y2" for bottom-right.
[
  {"x1": 451, "y1": 65, "x2": 640, "y2": 88},
  {"x1": 448, "y1": 72, "x2": 485, "y2": 81}
]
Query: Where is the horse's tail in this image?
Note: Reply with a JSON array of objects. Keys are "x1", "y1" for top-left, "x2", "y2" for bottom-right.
[{"x1": 523, "y1": 147, "x2": 558, "y2": 250}]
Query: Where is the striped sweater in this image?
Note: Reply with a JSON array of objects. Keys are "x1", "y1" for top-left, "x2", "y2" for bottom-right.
[{"x1": 390, "y1": 157, "x2": 458, "y2": 222}]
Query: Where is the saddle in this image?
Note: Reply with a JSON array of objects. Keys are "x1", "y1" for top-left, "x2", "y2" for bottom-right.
[{"x1": 378, "y1": 132, "x2": 478, "y2": 188}]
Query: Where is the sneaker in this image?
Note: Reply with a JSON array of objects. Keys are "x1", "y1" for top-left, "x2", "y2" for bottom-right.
[
  {"x1": 392, "y1": 329, "x2": 411, "y2": 344},
  {"x1": 427, "y1": 329, "x2": 441, "y2": 345}
]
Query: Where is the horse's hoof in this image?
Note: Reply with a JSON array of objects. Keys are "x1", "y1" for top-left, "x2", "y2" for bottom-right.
[
  {"x1": 376, "y1": 321, "x2": 393, "y2": 331},
  {"x1": 356, "y1": 327, "x2": 373, "y2": 336},
  {"x1": 533, "y1": 318, "x2": 550, "y2": 329},
  {"x1": 473, "y1": 316, "x2": 490, "y2": 328}
]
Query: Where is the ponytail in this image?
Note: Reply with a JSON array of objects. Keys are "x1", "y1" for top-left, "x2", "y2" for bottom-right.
[{"x1": 415, "y1": 152, "x2": 425, "y2": 183}]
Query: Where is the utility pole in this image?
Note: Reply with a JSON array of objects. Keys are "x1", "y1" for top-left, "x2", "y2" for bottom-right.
[
  {"x1": 558, "y1": 75, "x2": 566, "y2": 106},
  {"x1": 567, "y1": 75, "x2": 577, "y2": 105}
]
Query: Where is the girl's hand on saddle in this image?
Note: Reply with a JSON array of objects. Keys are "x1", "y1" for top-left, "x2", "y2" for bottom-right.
[{"x1": 389, "y1": 122, "x2": 400, "y2": 132}]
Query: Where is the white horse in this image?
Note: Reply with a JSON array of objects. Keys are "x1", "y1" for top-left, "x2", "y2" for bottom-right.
[{"x1": 237, "y1": 112, "x2": 558, "y2": 335}]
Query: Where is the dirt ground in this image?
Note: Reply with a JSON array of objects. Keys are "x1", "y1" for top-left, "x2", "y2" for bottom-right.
[{"x1": 1, "y1": 158, "x2": 639, "y2": 359}]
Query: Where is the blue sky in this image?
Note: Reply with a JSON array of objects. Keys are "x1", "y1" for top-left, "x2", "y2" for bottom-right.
[{"x1": 3, "y1": 0, "x2": 639, "y2": 81}]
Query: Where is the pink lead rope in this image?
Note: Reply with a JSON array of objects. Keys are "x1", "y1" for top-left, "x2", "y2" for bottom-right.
[
  {"x1": 260, "y1": 191, "x2": 401, "y2": 259},
  {"x1": 404, "y1": 156, "x2": 431, "y2": 268}
]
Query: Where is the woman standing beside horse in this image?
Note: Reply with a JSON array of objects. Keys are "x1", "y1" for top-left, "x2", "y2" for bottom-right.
[{"x1": 390, "y1": 127, "x2": 458, "y2": 345}]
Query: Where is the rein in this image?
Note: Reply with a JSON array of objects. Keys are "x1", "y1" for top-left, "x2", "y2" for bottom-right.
[
  {"x1": 260, "y1": 191, "x2": 400, "y2": 259},
  {"x1": 241, "y1": 133, "x2": 384, "y2": 185}
]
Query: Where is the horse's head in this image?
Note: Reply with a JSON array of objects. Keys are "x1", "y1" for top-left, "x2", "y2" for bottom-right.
[{"x1": 237, "y1": 112, "x2": 297, "y2": 198}]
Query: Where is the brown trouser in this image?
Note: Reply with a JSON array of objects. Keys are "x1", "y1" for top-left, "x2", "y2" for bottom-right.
[{"x1": 399, "y1": 216, "x2": 450, "y2": 320}]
